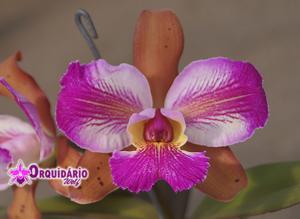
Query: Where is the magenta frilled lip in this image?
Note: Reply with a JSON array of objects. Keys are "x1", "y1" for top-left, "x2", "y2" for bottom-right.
[
  {"x1": 0, "y1": 78, "x2": 55, "y2": 190},
  {"x1": 56, "y1": 57, "x2": 268, "y2": 192}
]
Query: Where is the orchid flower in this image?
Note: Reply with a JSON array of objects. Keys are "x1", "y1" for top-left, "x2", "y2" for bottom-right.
[
  {"x1": 56, "y1": 57, "x2": 268, "y2": 193},
  {"x1": 0, "y1": 78, "x2": 54, "y2": 190}
]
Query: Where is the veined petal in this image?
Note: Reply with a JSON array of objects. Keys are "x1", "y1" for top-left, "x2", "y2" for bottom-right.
[
  {"x1": 56, "y1": 60, "x2": 153, "y2": 153},
  {"x1": 0, "y1": 78, "x2": 54, "y2": 160},
  {"x1": 0, "y1": 148, "x2": 12, "y2": 190},
  {"x1": 110, "y1": 143, "x2": 209, "y2": 192},
  {"x1": 165, "y1": 57, "x2": 268, "y2": 147}
]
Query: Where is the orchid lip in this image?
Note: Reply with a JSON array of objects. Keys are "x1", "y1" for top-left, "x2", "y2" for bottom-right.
[{"x1": 143, "y1": 109, "x2": 173, "y2": 143}]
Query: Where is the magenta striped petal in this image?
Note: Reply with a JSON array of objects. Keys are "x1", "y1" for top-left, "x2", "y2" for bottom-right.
[
  {"x1": 56, "y1": 60, "x2": 153, "y2": 153},
  {"x1": 165, "y1": 57, "x2": 268, "y2": 147},
  {"x1": 0, "y1": 79, "x2": 54, "y2": 160},
  {"x1": 110, "y1": 143, "x2": 209, "y2": 192}
]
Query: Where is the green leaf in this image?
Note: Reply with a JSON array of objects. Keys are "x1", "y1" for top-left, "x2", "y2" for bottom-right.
[
  {"x1": 192, "y1": 161, "x2": 300, "y2": 219},
  {"x1": 42, "y1": 215, "x2": 133, "y2": 219},
  {"x1": 38, "y1": 192, "x2": 158, "y2": 219}
]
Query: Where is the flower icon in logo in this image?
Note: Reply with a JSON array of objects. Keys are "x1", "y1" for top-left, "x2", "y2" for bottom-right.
[{"x1": 8, "y1": 160, "x2": 32, "y2": 187}]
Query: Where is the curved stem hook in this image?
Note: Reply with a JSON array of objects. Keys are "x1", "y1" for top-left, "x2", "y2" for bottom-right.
[{"x1": 75, "y1": 9, "x2": 101, "y2": 59}]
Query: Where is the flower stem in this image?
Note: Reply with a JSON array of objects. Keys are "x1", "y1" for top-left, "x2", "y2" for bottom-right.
[{"x1": 148, "y1": 190, "x2": 166, "y2": 219}]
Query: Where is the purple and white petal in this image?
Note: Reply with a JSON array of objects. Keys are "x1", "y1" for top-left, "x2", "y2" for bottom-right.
[
  {"x1": 0, "y1": 78, "x2": 54, "y2": 160},
  {"x1": 0, "y1": 134, "x2": 40, "y2": 165},
  {"x1": 165, "y1": 57, "x2": 268, "y2": 147},
  {"x1": 0, "y1": 115, "x2": 39, "y2": 163},
  {"x1": 56, "y1": 60, "x2": 153, "y2": 153},
  {"x1": 110, "y1": 143, "x2": 209, "y2": 193},
  {"x1": 0, "y1": 148, "x2": 12, "y2": 190},
  {"x1": 0, "y1": 115, "x2": 35, "y2": 144}
]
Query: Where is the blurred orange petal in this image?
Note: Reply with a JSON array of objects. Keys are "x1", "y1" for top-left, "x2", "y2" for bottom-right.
[
  {"x1": 68, "y1": 151, "x2": 117, "y2": 204},
  {"x1": 133, "y1": 10, "x2": 183, "y2": 108},
  {"x1": 183, "y1": 143, "x2": 248, "y2": 201},
  {"x1": 49, "y1": 136, "x2": 81, "y2": 197},
  {"x1": 0, "y1": 51, "x2": 55, "y2": 136}
]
